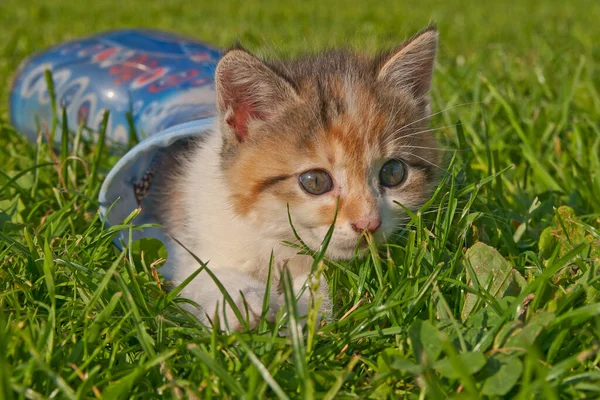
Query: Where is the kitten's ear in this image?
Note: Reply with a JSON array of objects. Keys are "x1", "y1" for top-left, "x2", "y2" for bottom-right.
[
  {"x1": 215, "y1": 48, "x2": 298, "y2": 142},
  {"x1": 376, "y1": 27, "x2": 438, "y2": 98}
]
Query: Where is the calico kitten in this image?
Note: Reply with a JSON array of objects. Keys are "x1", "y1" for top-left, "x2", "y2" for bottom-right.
[{"x1": 147, "y1": 27, "x2": 442, "y2": 331}]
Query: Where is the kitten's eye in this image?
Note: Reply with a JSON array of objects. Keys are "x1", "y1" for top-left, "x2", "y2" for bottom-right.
[
  {"x1": 379, "y1": 159, "x2": 407, "y2": 187},
  {"x1": 299, "y1": 170, "x2": 333, "y2": 195}
]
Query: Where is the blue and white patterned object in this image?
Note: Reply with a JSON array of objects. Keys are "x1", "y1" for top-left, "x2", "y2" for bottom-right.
[
  {"x1": 10, "y1": 29, "x2": 220, "y2": 143},
  {"x1": 10, "y1": 29, "x2": 221, "y2": 245},
  {"x1": 99, "y1": 118, "x2": 215, "y2": 247}
]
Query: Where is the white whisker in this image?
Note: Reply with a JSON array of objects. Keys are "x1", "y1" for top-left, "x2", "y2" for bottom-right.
[
  {"x1": 397, "y1": 102, "x2": 478, "y2": 132},
  {"x1": 397, "y1": 152, "x2": 447, "y2": 172},
  {"x1": 409, "y1": 146, "x2": 467, "y2": 152},
  {"x1": 382, "y1": 124, "x2": 460, "y2": 147}
]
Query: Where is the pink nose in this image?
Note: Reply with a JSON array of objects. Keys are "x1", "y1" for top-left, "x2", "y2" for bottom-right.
[{"x1": 351, "y1": 217, "x2": 381, "y2": 233}]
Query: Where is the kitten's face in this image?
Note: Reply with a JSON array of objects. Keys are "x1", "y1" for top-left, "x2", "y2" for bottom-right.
[{"x1": 216, "y1": 28, "x2": 441, "y2": 259}]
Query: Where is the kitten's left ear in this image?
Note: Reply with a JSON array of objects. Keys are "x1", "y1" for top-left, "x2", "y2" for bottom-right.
[{"x1": 376, "y1": 27, "x2": 438, "y2": 98}]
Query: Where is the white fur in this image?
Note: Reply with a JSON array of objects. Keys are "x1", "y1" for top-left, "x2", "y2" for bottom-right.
[{"x1": 160, "y1": 130, "x2": 329, "y2": 331}]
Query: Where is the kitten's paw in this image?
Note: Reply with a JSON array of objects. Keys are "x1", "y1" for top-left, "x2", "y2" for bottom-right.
[
  {"x1": 208, "y1": 286, "x2": 280, "y2": 332},
  {"x1": 275, "y1": 292, "x2": 333, "y2": 337}
]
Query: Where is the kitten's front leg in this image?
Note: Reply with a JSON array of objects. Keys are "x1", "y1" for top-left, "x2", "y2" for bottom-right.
[{"x1": 178, "y1": 267, "x2": 280, "y2": 331}]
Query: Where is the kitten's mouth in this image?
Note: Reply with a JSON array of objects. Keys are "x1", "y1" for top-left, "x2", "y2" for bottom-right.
[
  {"x1": 355, "y1": 238, "x2": 369, "y2": 249},
  {"x1": 334, "y1": 237, "x2": 369, "y2": 252},
  {"x1": 334, "y1": 233, "x2": 387, "y2": 254},
  {"x1": 306, "y1": 231, "x2": 375, "y2": 258}
]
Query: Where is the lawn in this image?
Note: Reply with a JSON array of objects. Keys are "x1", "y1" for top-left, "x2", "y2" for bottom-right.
[{"x1": 1, "y1": 0, "x2": 600, "y2": 398}]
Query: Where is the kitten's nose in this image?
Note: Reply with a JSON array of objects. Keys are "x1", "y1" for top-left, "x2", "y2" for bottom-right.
[{"x1": 351, "y1": 217, "x2": 381, "y2": 234}]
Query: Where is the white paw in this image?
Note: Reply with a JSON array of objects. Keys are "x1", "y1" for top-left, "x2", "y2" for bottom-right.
[
  {"x1": 276, "y1": 287, "x2": 332, "y2": 337},
  {"x1": 206, "y1": 285, "x2": 280, "y2": 332}
]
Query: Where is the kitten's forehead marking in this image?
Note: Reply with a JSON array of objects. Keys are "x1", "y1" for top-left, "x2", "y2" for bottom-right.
[
  {"x1": 343, "y1": 77, "x2": 358, "y2": 118},
  {"x1": 317, "y1": 105, "x2": 387, "y2": 222}
]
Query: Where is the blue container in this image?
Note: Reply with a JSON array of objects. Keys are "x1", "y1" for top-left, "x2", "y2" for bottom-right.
[
  {"x1": 10, "y1": 29, "x2": 221, "y2": 143},
  {"x1": 10, "y1": 29, "x2": 222, "y2": 245}
]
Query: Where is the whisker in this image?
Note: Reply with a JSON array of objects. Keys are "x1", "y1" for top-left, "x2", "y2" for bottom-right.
[
  {"x1": 402, "y1": 145, "x2": 469, "y2": 152},
  {"x1": 398, "y1": 102, "x2": 479, "y2": 132},
  {"x1": 399, "y1": 122, "x2": 460, "y2": 133},
  {"x1": 380, "y1": 101, "x2": 480, "y2": 148},
  {"x1": 384, "y1": 124, "x2": 460, "y2": 146},
  {"x1": 399, "y1": 152, "x2": 447, "y2": 172},
  {"x1": 399, "y1": 124, "x2": 459, "y2": 139},
  {"x1": 381, "y1": 124, "x2": 461, "y2": 148}
]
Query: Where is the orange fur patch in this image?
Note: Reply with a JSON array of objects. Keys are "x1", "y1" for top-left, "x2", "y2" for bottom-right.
[{"x1": 223, "y1": 76, "x2": 439, "y2": 229}]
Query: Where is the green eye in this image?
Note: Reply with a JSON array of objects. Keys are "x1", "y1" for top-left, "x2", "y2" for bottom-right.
[
  {"x1": 379, "y1": 159, "x2": 407, "y2": 187},
  {"x1": 299, "y1": 170, "x2": 333, "y2": 195}
]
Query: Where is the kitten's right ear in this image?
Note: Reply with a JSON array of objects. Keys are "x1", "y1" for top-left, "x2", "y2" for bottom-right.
[
  {"x1": 376, "y1": 27, "x2": 438, "y2": 99},
  {"x1": 215, "y1": 48, "x2": 299, "y2": 142}
]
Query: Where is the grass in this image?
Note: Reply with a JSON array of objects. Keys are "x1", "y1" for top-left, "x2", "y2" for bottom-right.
[{"x1": 1, "y1": 0, "x2": 600, "y2": 398}]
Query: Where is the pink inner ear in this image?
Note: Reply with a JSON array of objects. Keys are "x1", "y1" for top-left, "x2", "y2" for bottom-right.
[{"x1": 226, "y1": 100, "x2": 265, "y2": 142}]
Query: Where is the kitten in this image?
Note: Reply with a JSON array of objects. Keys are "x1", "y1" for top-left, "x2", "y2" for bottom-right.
[{"x1": 147, "y1": 27, "x2": 442, "y2": 331}]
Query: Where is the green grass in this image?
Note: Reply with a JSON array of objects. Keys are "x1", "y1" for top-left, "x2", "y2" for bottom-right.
[{"x1": 1, "y1": 0, "x2": 600, "y2": 398}]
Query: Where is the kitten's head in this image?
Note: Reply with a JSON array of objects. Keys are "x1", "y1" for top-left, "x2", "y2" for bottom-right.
[{"x1": 215, "y1": 27, "x2": 442, "y2": 259}]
